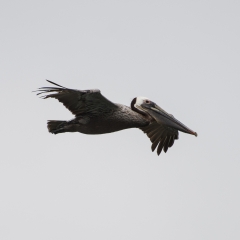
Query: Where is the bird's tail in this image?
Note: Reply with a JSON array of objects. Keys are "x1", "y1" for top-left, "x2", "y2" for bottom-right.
[{"x1": 47, "y1": 120, "x2": 67, "y2": 134}]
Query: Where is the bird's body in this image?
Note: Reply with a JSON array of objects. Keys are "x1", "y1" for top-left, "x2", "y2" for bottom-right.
[
  {"x1": 50, "y1": 104, "x2": 149, "y2": 135},
  {"x1": 37, "y1": 80, "x2": 197, "y2": 156}
]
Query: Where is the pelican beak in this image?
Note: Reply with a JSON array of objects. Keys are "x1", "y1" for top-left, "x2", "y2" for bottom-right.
[{"x1": 141, "y1": 103, "x2": 197, "y2": 136}]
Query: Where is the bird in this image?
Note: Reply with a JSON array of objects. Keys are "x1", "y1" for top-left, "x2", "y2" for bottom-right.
[{"x1": 36, "y1": 80, "x2": 197, "y2": 156}]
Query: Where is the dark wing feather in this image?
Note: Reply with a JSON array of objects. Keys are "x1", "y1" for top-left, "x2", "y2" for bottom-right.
[
  {"x1": 36, "y1": 80, "x2": 118, "y2": 116},
  {"x1": 140, "y1": 122, "x2": 179, "y2": 156}
]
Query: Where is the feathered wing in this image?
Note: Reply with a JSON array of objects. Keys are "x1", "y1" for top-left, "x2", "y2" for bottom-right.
[
  {"x1": 36, "y1": 80, "x2": 118, "y2": 116},
  {"x1": 140, "y1": 122, "x2": 179, "y2": 156}
]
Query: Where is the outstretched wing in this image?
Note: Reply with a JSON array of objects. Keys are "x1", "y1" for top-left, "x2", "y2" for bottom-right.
[
  {"x1": 140, "y1": 122, "x2": 179, "y2": 156},
  {"x1": 36, "y1": 80, "x2": 118, "y2": 116}
]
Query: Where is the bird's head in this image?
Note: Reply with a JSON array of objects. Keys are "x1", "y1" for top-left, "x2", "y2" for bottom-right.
[{"x1": 131, "y1": 96, "x2": 197, "y2": 136}]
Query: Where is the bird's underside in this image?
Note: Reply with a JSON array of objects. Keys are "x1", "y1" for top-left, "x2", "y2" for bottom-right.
[{"x1": 36, "y1": 80, "x2": 197, "y2": 156}]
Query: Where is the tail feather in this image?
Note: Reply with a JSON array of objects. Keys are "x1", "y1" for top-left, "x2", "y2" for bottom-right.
[{"x1": 47, "y1": 120, "x2": 67, "y2": 134}]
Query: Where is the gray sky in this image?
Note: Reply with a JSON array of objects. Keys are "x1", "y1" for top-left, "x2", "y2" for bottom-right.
[{"x1": 1, "y1": 1, "x2": 240, "y2": 239}]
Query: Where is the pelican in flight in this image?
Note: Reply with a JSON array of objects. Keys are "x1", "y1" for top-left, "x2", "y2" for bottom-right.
[{"x1": 36, "y1": 80, "x2": 197, "y2": 156}]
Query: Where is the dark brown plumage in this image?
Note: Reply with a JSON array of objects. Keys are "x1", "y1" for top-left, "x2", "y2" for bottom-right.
[{"x1": 36, "y1": 80, "x2": 197, "y2": 156}]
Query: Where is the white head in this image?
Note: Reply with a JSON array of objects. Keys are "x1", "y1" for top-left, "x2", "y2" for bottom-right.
[
  {"x1": 131, "y1": 96, "x2": 152, "y2": 114},
  {"x1": 135, "y1": 96, "x2": 150, "y2": 105}
]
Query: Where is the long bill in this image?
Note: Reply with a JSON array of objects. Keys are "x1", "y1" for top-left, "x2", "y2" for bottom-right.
[{"x1": 141, "y1": 104, "x2": 197, "y2": 136}]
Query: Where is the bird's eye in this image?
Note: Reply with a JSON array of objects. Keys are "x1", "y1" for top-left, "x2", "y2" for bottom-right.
[{"x1": 145, "y1": 100, "x2": 150, "y2": 104}]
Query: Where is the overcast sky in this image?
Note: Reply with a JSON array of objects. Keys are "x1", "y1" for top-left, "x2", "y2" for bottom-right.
[{"x1": 1, "y1": 1, "x2": 240, "y2": 239}]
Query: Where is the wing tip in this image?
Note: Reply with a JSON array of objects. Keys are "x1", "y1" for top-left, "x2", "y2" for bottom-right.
[{"x1": 46, "y1": 79, "x2": 65, "y2": 88}]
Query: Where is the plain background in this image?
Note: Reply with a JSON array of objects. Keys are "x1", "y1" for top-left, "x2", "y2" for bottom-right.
[{"x1": 1, "y1": 1, "x2": 240, "y2": 239}]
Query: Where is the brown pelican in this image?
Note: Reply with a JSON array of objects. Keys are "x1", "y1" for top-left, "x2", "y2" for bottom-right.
[{"x1": 36, "y1": 80, "x2": 197, "y2": 156}]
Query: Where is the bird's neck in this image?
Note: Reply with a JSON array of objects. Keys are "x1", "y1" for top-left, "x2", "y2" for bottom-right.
[{"x1": 112, "y1": 104, "x2": 149, "y2": 129}]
